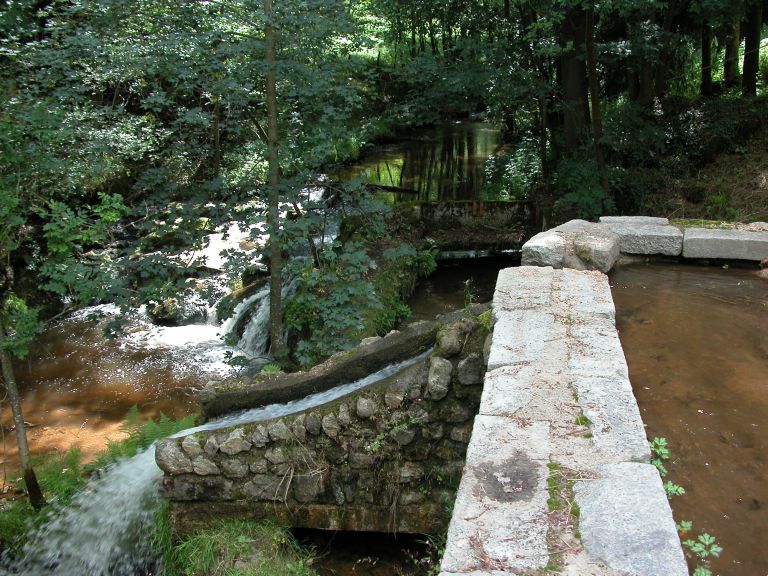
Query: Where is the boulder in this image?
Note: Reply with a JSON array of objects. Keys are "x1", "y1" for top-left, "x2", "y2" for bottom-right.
[
  {"x1": 426, "y1": 357, "x2": 453, "y2": 400},
  {"x1": 522, "y1": 221, "x2": 620, "y2": 272}
]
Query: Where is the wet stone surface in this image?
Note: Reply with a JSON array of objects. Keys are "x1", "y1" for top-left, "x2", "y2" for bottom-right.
[{"x1": 472, "y1": 454, "x2": 537, "y2": 503}]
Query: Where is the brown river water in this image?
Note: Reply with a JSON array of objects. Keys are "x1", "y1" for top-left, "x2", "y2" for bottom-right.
[
  {"x1": 1, "y1": 308, "x2": 223, "y2": 470},
  {"x1": 611, "y1": 263, "x2": 768, "y2": 576}
]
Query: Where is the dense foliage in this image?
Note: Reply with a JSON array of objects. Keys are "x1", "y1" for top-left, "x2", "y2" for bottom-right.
[{"x1": 1, "y1": 0, "x2": 765, "y2": 340}]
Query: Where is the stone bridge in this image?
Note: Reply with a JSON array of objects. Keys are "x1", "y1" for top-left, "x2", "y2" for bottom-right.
[{"x1": 156, "y1": 308, "x2": 491, "y2": 535}]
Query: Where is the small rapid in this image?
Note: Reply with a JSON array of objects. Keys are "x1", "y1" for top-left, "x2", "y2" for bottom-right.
[{"x1": 4, "y1": 350, "x2": 431, "y2": 576}]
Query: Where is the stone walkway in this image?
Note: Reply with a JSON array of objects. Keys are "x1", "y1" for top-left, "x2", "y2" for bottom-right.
[
  {"x1": 522, "y1": 216, "x2": 768, "y2": 272},
  {"x1": 439, "y1": 266, "x2": 688, "y2": 576}
]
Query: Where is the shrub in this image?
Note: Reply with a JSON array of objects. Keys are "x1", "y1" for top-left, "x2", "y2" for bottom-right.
[{"x1": 554, "y1": 158, "x2": 615, "y2": 221}]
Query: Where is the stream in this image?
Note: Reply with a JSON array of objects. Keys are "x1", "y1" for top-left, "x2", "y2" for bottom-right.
[
  {"x1": 1, "y1": 121, "x2": 503, "y2": 468},
  {"x1": 0, "y1": 122, "x2": 508, "y2": 575},
  {"x1": 333, "y1": 122, "x2": 502, "y2": 202},
  {"x1": 611, "y1": 263, "x2": 768, "y2": 576}
]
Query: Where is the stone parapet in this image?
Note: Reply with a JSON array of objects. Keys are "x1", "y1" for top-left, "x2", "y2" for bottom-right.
[
  {"x1": 440, "y1": 266, "x2": 687, "y2": 576},
  {"x1": 683, "y1": 227, "x2": 768, "y2": 260},
  {"x1": 157, "y1": 313, "x2": 491, "y2": 536}
]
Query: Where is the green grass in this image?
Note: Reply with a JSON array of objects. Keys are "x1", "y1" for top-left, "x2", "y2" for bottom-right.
[
  {"x1": 670, "y1": 219, "x2": 741, "y2": 230},
  {"x1": 0, "y1": 448, "x2": 88, "y2": 554},
  {"x1": 163, "y1": 520, "x2": 319, "y2": 576}
]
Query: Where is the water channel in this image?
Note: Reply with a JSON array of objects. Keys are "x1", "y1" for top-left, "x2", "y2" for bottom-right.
[{"x1": 611, "y1": 263, "x2": 768, "y2": 576}]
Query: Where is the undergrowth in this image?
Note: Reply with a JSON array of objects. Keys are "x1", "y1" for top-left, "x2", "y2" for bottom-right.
[{"x1": 158, "y1": 519, "x2": 319, "y2": 576}]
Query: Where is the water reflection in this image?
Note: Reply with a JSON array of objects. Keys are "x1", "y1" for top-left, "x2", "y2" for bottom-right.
[{"x1": 335, "y1": 123, "x2": 502, "y2": 202}]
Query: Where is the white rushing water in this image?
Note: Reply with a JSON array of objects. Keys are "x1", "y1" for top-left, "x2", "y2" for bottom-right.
[
  {"x1": 185, "y1": 348, "x2": 432, "y2": 435},
  {"x1": 9, "y1": 449, "x2": 162, "y2": 576},
  {"x1": 6, "y1": 349, "x2": 431, "y2": 575}
]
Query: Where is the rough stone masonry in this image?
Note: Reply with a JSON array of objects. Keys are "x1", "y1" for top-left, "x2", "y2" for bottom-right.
[{"x1": 156, "y1": 310, "x2": 491, "y2": 536}]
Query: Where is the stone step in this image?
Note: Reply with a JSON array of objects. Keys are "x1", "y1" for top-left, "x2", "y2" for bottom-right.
[
  {"x1": 683, "y1": 227, "x2": 768, "y2": 261},
  {"x1": 440, "y1": 418, "x2": 551, "y2": 574},
  {"x1": 574, "y1": 462, "x2": 688, "y2": 576}
]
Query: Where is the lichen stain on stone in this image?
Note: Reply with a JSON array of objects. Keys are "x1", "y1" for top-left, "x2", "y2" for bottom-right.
[{"x1": 472, "y1": 454, "x2": 537, "y2": 502}]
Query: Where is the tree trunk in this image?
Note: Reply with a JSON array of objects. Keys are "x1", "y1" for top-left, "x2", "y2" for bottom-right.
[
  {"x1": 586, "y1": 7, "x2": 609, "y2": 195},
  {"x1": 742, "y1": 0, "x2": 762, "y2": 97},
  {"x1": 637, "y1": 59, "x2": 655, "y2": 107},
  {"x1": 701, "y1": 23, "x2": 713, "y2": 97},
  {"x1": 560, "y1": 5, "x2": 589, "y2": 153},
  {"x1": 0, "y1": 322, "x2": 46, "y2": 510},
  {"x1": 264, "y1": 0, "x2": 286, "y2": 359},
  {"x1": 724, "y1": 22, "x2": 741, "y2": 88}
]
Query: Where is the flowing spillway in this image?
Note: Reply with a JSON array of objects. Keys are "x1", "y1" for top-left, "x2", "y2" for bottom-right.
[
  {"x1": 220, "y1": 278, "x2": 298, "y2": 360},
  {"x1": 8, "y1": 449, "x2": 162, "y2": 576},
  {"x1": 5, "y1": 349, "x2": 431, "y2": 575}
]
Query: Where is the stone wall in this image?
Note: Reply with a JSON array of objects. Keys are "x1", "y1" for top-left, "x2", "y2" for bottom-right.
[
  {"x1": 156, "y1": 314, "x2": 490, "y2": 536},
  {"x1": 410, "y1": 200, "x2": 537, "y2": 251}
]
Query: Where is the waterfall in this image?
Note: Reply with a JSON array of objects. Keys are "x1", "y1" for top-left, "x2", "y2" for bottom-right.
[
  {"x1": 9, "y1": 449, "x2": 162, "y2": 576},
  {"x1": 4, "y1": 349, "x2": 430, "y2": 575},
  {"x1": 220, "y1": 278, "x2": 298, "y2": 360}
]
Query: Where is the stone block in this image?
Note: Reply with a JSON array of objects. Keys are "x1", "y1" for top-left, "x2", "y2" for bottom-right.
[
  {"x1": 267, "y1": 420, "x2": 292, "y2": 442},
  {"x1": 683, "y1": 227, "x2": 768, "y2": 260},
  {"x1": 493, "y1": 266, "x2": 555, "y2": 312},
  {"x1": 523, "y1": 221, "x2": 622, "y2": 273},
  {"x1": 567, "y1": 320, "x2": 629, "y2": 382},
  {"x1": 192, "y1": 456, "x2": 220, "y2": 476},
  {"x1": 180, "y1": 435, "x2": 204, "y2": 458},
  {"x1": 156, "y1": 439, "x2": 193, "y2": 475},
  {"x1": 599, "y1": 216, "x2": 669, "y2": 225},
  {"x1": 574, "y1": 462, "x2": 688, "y2": 576},
  {"x1": 293, "y1": 473, "x2": 325, "y2": 503},
  {"x1": 219, "y1": 428, "x2": 253, "y2": 455},
  {"x1": 356, "y1": 397, "x2": 378, "y2": 418},
  {"x1": 568, "y1": 228, "x2": 621, "y2": 273},
  {"x1": 521, "y1": 230, "x2": 566, "y2": 268},
  {"x1": 321, "y1": 414, "x2": 340, "y2": 438},
  {"x1": 243, "y1": 475, "x2": 287, "y2": 501},
  {"x1": 427, "y1": 357, "x2": 453, "y2": 400},
  {"x1": 572, "y1": 375, "x2": 649, "y2": 462},
  {"x1": 441, "y1": 418, "x2": 550, "y2": 574},
  {"x1": 602, "y1": 223, "x2": 683, "y2": 256},
  {"x1": 486, "y1": 310, "x2": 566, "y2": 372},
  {"x1": 479, "y1": 365, "x2": 534, "y2": 417},
  {"x1": 457, "y1": 353, "x2": 484, "y2": 386},
  {"x1": 558, "y1": 269, "x2": 615, "y2": 320}
]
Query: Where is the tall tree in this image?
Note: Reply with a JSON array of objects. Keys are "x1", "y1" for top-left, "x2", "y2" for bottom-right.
[
  {"x1": 264, "y1": 0, "x2": 286, "y2": 359},
  {"x1": 701, "y1": 22, "x2": 714, "y2": 97},
  {"x1": 560, "y1": 3, "x2": 589, "y2": 152},
  {"x1": 742, "y1": 0, "x2": 763, "y2": 96},
  {"x1": 724, "y1": 21, "x2": 741, "y2": 88}
]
